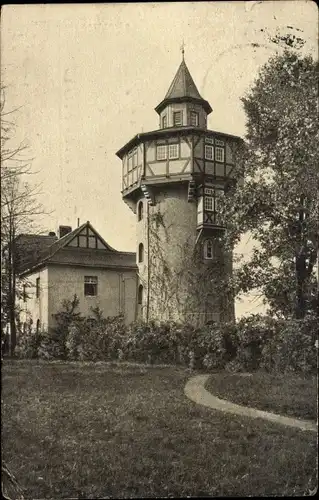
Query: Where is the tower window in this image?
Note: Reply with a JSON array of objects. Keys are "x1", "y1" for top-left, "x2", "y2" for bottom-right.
[
  {"x1": 204, "y1": 240, "x2": 214, "y2": 260},
  {"x1": 138, "y1": 201, "x2": 144, "y2": 221},
  {"x1": 138, "y1": 284, "x2": 143, "y2": 305},
  {"x1": 190, "y1": 111, "x2": 199, "y2": 126},
  {"x1": 168, "y1": 143, "x2": 179, "y2": 159},
  {"x1": 156, "y1": 145, "x2": 167, "y2": 161},
  {"x1": 205, "y1": 145, "x2": 213, "y2": 160},
  {"x1": 36, "y1": 277, "x2": 40, "y2": 298},
  {"x1": 138, "y1": 243, "x2": 144, "y2": 263},
  {"x1": 173, "y1": 111, "x2": 182, "y2": 127},
  {"x1": 215, "y1": 146, "x2": 225, "y2": 163},
  {"x1": 84, "y1": 276, "x2": 98, "y2": 296},
  {"x1": 162, "y1": 115, "x2": 167, "y2": 128},
  {"x1": 128, "y1": 147, "x2": 138, "y2": 171},
  {"x1": 205, "y1": 136, "x2": 214, "y2": 144},
  {"x1": 36, "y1": 319, "x2": 40, "y2": 333},
  {"x1": 204, "y1": 195, "x2": 214, "y2": 211}
]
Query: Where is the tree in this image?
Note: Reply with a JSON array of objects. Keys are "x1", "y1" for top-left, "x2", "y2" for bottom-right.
[
  {"x1": 222, "y1": 50, "x2": 319, "y2": 319},
  {"x1": 1, "y1": 86, "x2": 47, "y2": 355}
]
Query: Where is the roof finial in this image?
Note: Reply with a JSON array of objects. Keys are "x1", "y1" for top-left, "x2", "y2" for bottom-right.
[{"x1": 180, "y1": 39, "x2": 185, "y2": 60}]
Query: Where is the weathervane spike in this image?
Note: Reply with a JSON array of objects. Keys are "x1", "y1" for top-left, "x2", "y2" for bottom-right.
[{"x1": 181, "y1": 39, "x2": 185, "y2": 60}]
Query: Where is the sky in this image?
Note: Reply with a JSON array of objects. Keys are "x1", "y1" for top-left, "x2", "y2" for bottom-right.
[{"x1": 1, "y1": 1, "x2": 318, "y2": 317}]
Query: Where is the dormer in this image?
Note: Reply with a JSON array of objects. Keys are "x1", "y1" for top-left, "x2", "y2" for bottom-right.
[{"x1": 155, "y1": 58, "x2": 212, "y2": 130}]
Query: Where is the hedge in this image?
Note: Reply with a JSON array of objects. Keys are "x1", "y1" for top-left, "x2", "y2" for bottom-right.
[{"x1": 15, "y1": 299, "x2": 318, "y2": 374}]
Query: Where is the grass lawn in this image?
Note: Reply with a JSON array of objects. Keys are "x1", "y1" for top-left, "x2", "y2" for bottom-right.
[
  {"x1": 205, "y1": 372, "x2": 317, "y2": 421},
  {"x1": 2, "y1": 361, "x2": 317, "y2": 498}
]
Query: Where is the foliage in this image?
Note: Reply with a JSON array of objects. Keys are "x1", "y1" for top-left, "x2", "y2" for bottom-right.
[
  {"x1": 16, "y1": 294, "x2": 317, "y2": 375},
  {"x1": 260, "y1": 315, "x2": 317, "y2": 374},
  {"x1": 123, "y1": 321, "x2": 185, "y2": 364},
  {"x1": 68, "y1": 313, "x2": 126, "y2": 362},
  {"x1": 1, "y1": 86, "x2": 47, "y2": 354},
  {"x1": 226, "y1": 314, "x2": 317, "y2": 374},
  {"x1": 38, "y1": 295, "x2": 83, "y2": 360},
  {"x1": 147, "y1": 210, "x2": 234, "y2": 325},
  {"x1": 221, "y1": 50, "x2": 319, "y2": 319},
  {"x1": 37, "y1": 329, "x2": 68, "y2": 361},
  {"x1": 225, "y1": 314, "x2": 279, "y2": 372},
  {"x1": 15, "y1": 321, "x2": 43, "y2": 359}
]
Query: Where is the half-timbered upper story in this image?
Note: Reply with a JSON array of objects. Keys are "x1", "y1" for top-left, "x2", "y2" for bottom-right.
[{"x1": 116, "y1": 56, "x2": 243, "y2": 231}]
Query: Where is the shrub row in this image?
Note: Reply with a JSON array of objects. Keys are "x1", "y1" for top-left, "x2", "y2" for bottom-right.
[{"x1": 16, "y1": 311, "x2": 317, "y2": 374}]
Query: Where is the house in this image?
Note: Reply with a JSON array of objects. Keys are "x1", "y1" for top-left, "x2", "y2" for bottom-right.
[{"x1": 17, "y1": 222, "x2": 137, "y2": 332}]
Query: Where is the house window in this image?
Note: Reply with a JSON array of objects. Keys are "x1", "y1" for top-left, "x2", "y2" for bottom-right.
[
  {"x1": 168, "y1": 143, "x2": 179, "y2": 159},
  {"x1": 190, "y1": 111, "x2": 199, "y2": 126},
  {"x1": 215, "y1": 139, "x2": 224, "y2": 146},
  {"x1": 215, "y1": 146, "x2": 225, "y2": 163},
  {"x1": 173, "y1": 111, "x2": 182, "y2": 127},
  {"x1": 205, "y1": 136, "x2": 214, "y2": 144},
  {"x1": 138, "y1": 284, "x2": 143, "y2": 305},
  {"x1": 162, "y1": 115, "x2": 167, "y2": 128},
  {"x1": 204, "y1": 240, "x2": 214, "y2": 259},
  {"x1": 36, "y1": 278, "x2": 40, "y2": 298},
  {"x1": 138, "y1": 243, "x2": 144, "y2": 263},
  {"x1": 138, "y1": 201, "x2": 144, "y2": 221},
  {"x1": 156, "y1": 144, "x2": 167, "y2": 161},
  {"x1": 84, "y1": 276, "x2": 98, "y2": 296},
  {"x1": 205, "y1": 145, "x2": 213, "y2": 160}
]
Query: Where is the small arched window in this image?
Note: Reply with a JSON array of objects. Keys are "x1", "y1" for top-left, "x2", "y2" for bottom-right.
[
  {"x1": 138, "y1": 201, "x2": 144, "y2": 221},
  {"x1": 204, "y1": 239, "x2": 214, "y2": 260},
  {"x1": 138, "y1": 284, "x2": 143, "y2": 305},
  {"x1": 138, "y1": 243, "x2": 144, "y2": 263}
]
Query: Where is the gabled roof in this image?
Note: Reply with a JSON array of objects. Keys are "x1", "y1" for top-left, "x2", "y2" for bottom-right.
[
  {"x1": 155, "y1": 58, "x2": 212, "y2": 115},
  {"x1": 15, "y1": 234, "x2": 58, "y2": 274},
  {"x1": 44, "y1": 221, "x2": 117, "y2": 259},
  {"x1": 18, "y1": 221, "x2": 136, "y2": 276}
]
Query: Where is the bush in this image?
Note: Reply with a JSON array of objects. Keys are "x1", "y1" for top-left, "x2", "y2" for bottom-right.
[
  {"x1": 16, "y1": 323, "x2": 43, "y2": 359},
  {"x1": 121, "y1": 321, "x2": 196, "y2": 365},
  {"x1": 192, "y1": 324, "x2": 226, "y2": 370},
  {"x1": 260, "y1": 316, "x2": 317, "y2": 374},
  {"x1": 16, "y1": 295, "x2": 317, "y2": 376},
  {"x1": 226, "y1": 314, "x2": 279, "y2": 372},
  {"x1": 65, "y1": 314, "x2": 126, "y2": 362},
  {"x1": 38, "y1": 327, "x2": 68, "y2": 360},
  {"x1": 38, "y1": 295, "x2": 83, "y2": 361}
]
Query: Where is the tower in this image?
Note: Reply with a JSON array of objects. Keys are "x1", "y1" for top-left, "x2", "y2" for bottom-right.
[{"x1": 116, "y1": 54, "x2": 242, "y2": 326}]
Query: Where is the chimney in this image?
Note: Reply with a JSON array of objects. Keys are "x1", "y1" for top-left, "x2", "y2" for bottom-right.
[{"x1": 58, "y1": 225, "x2": 72, "y2": 238}]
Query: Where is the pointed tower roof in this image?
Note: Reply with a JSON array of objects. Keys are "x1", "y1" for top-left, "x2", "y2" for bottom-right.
[
  {"x1": 165, "y1": 59, "x2": 202, "y2": 100},
  {"x1": 155, "y1": 58, "x2": 212, "y2": 115}
]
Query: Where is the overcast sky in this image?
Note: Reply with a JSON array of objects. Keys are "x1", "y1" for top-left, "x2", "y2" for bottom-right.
[{"x1": 1, "y1": 1, "x2": 317, "y2": 317}]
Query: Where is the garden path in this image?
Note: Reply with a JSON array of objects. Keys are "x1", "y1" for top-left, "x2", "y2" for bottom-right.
[{"x1": 184, "y1": 374, "x2": 317, "y2": 433}]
